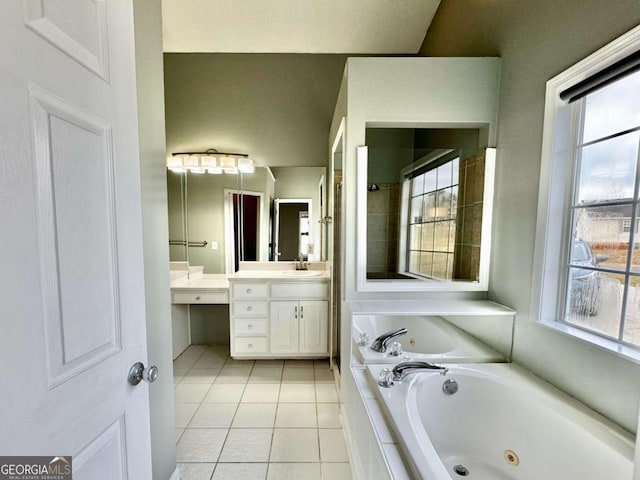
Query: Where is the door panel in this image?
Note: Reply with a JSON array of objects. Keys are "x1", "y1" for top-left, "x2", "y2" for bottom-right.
[
  {"x1": 269, "y1": 301, "x2": 299, "y2": 354},
  {"x1": 299, "y1": 301, "x2": 328, "y2": 354},
  {"x1": 31, "y1": 85, "x2": 121, "y2": 386},
  {"x1": 23, "y1": 0, "x2": 108, "y2": 79},
  {"x1": 0, "y1": 1, "x2": 152, "y2": 477}
]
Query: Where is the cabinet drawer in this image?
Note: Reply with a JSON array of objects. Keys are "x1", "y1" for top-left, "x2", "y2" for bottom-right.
[
  {"x1": 233, "y1": 337, "x2": 268, "y2": 354},
  {"x1": 172, "y1": 291, "x2": 229, "y2": 304},
  {"x1": 270, "y1": 282, "x2": 328, "y2": 299},
  {"x1": 233, "y1": 318, "x2": 268, "y2": 336},
  {"x1": 232, "y1": 300, "x2": 269, "y2": 316},
  {"x1": 232, "y1": 283, "x2": 268, "y2": 299}
]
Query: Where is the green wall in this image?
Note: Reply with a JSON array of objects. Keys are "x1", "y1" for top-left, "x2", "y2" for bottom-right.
[
  {"x1": 422, "y1": 0, "x2": 640, "y2": 432},
  {"x1": 163, "y1": 53, "x2": 348, "y2": 168}
]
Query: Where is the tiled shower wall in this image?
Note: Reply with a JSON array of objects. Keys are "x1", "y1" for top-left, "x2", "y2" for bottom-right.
[
  {"x1": 454, "y1": 154, "x2": 485, "y2": 281},
  {"x1": 366, "y1": 184, "x2": 401, "y2": 275}
]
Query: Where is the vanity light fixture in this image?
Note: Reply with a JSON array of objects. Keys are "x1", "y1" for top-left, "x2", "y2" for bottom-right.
[{"x1": 167, "y1": 148, "x2": 254, "y2": 175}]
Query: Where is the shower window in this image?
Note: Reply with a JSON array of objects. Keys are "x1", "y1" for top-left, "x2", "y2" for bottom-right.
[{"x1": 406, "y1": 157, "x2": 459, "y2": 280}]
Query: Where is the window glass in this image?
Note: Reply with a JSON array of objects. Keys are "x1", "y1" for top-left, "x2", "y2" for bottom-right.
[
  {"x1": 582, "y1": 70, "x2": 640, "y2": 144},
  {"x1": 560, "y1": 69, "x2": 640, "y2": 348},
  {"x1": 566, "y1": 270, "x2": 625, "y2": 338},
  {"x1": 424, "y1": 169, "x2": 437, "y2": 193},
  {"x1": 423, "y1": 192, "x2": 437, "y2": 221},
  {"x1": 436, "y1": 188, "x2": 453, "y2": 220},
  {"x1": 437, "y1": 162, "x2": 452, "y2": 189},
  {"x1": 421, "y1": 222, "x2": 435, "y2": 251},
  {"x1": 412, "y1": 175, "x2": 425, "y2": 196},
  {"x1": 406, "y1": 156, "x2": 460, "y2": 280},
  {"x1": 576, "y1": 131, "x2": 639, "y2": 204},
  {"x1": 410, "y1": 196, "x2": 423, "y2": 223}
]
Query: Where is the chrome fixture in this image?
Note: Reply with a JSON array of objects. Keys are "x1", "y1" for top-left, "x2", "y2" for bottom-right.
[
  {"x1": 442, "y1": 378, "x2": 459, "y2": 395},
  {"x1": 356, "y1": 332, "x2": 370, "y2": 347},
  {"x1": 295, "y1": 254, "x2": 308, "y2": 270},
  {"x1": 370, "y1": 328, "x2": 408, "y2": 353},
  {"x1": 378, "y1": 368, "x2": 395, "y2": 388},
  {"x1": 167, "y1": 148, "x2": 254, "y2": 174},
  {"x1": 388, "y1": 341, "x2": 403, "y2": 357},
  {"x1": 128, "y1": 362, "x2": 159, "y2": 386},
  {"x1": 368, "y1": 183, "x2": 380, "y2": 192},
  {"x1": 169, "y1": 239, "x2": 208, "y2": 247},
  {"x1": 391, "y1": 361, "x2": 448, "y2": 381}
]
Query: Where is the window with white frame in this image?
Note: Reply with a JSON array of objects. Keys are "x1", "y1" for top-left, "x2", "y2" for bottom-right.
[
  {"x1": 406, "y1": 157, "x2": 459, "y2": 280},
  {"x1": 536, "y1": 26, "x2": 640, "y2": 352}
]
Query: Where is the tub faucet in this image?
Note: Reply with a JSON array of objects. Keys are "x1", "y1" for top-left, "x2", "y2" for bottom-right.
[
  {"x1": 370, "y1": 328, "x2": 408, "y2": 353},
  {"x1": 295, "y1": 254, "x2": 308, "y2": 270},
  {"x1": 392, "y1": 361, "x2": 448, "y2": 380}
]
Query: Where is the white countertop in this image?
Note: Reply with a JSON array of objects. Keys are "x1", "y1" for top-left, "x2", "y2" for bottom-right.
[
  {"x1": 170, "y1": 273, "x2": 229, "y2": 292},
  {"x1": 347, "y1": 299, "x2": 515, "y2": 316},
  {"x1": 229, "y1": 270, "x2": 330, "y2": 281}
]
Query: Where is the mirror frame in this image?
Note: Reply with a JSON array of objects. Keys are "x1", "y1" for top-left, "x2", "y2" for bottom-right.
[{"x1": 356, "y1": 144, "x2": 496, "y2": 292}]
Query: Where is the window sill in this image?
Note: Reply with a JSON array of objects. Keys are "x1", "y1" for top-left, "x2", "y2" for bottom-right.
[{"x1": 539, "y1": 319, "x2": 640, "y2": 365}]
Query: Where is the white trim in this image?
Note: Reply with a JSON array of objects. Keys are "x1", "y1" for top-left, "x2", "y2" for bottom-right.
[
  {"x1": 265, "y1": 166, "x2": 276, "y2": 183},
  {"x1": 540, "y1": 320, "x2": 640, "y2": 365},
  {"x1": 340, "y1": 408, "x2": 366, "y2": 480},
  {"x1": 223, "y1": 189, "x2": 264, "y2": 274},
  {"x1": 398, "y1": 178, "x2": 410, "y2": 273},
  {"x1": 328, "y1": 117, "x2": 345, "y2": 372},
  {"x1": 478, "y1": 148, "x2": 496, "y2": 288},
  {"x1": 532, "y1": 25, "x2": 640, "y2": 350},
  {"x1": 318, "y1": 174, "x2": 326, "y2": 261}
]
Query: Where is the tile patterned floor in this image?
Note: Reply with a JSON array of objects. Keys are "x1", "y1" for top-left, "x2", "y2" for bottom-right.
[{"x1": 173, "y1": 345, "x2": 353, "y2": 480}]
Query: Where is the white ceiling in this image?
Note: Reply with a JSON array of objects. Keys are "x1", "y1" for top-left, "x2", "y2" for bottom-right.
[{"x1": 161, "y1": 0, "x2": 441, "y2": 54}]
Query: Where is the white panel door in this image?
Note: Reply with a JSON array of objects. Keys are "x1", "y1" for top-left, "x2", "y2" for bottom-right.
[
  {"x1": 269, "y1": 301, "x2": 299, "y2": 354},
  {"x1": 0, "y1": 2, "x2": 152, "y2": 478},
  {"x1": 299, "y1": 301, "x2": 328, "y2": 354}
]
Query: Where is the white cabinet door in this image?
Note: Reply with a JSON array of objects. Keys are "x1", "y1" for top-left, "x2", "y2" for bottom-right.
[
  {"x1": 270, "y1": 301, "x2": 299, "y2": 354},
  {"x1": 299, "y1": 301, "x2": 328, "y2": 354},
  {"x1": 0, "y1": 2, "x2": 152, "y2": 477}
]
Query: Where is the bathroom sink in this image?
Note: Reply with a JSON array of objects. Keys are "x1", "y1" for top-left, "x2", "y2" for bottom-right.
[{"x1": 280, "y1": 270, "x2": 323, "y2": 277}]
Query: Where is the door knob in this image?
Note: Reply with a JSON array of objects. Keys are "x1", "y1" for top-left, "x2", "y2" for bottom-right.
[{"x1": 128, "y1": 362, "x2": 159, "y2": 385}]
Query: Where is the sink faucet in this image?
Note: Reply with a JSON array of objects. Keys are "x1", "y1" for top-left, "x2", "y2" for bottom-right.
[
  {"x1": 295, "y1": 254, "x2": 308, "y2": 270},
  {"x1": 392, "y1": 361, "x2": 448, "y2": 381},
  {"x1": 370, "y1": 328, "x2": 408, "y2": 353}
]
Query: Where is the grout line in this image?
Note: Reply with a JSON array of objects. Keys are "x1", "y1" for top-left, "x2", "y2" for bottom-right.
[{"x1": 174, "y1": 352, "x2": 351, "y2": 479}]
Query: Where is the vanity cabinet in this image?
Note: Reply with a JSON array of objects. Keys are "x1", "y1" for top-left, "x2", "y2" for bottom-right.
[
  {"x1": 230, "y1": 283, "x2": 270, "y2": 355},
  {"x1": 270, "y1": 300, "x2": 328, "y2": 354},
  {"x1": 229, "y1": 278, "x2": 329, "y2": 358}
]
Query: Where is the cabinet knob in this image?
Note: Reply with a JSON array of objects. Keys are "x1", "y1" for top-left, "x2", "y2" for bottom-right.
[
  {"x1": 248, "y1": 344, "x2": 253, "y2": 349},
  {"x1": 195, "y1": 296, "x2": 201, "y2": 300},
  {"x1": 247, "y1": 306, "x2": 253, "y2": 312},
  {"x1": 246, "y1": 288, "x2": 252, "y2": 294},
  {"x1": 248, "y1": 324, "x2": 253, "y2": 329}
]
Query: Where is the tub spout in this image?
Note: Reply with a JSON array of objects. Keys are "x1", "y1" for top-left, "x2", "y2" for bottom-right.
[
  {"x1": 392, "y1": 361, "x2": 448, "y2": 381},
  {"x1": 370, "y1": 328, "x2": 408, "y2": 353}
]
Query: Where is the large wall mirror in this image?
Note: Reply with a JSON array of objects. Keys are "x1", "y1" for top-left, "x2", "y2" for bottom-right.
[
  {"x1": 357, "y1": 126, "x2": 496, "y2": 292},
  {"x1": 167, "y1": 166, "x2": 327, "y2": 273}
]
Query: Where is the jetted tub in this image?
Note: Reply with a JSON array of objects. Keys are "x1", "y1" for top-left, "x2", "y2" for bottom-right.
[
  {"x1": 367, "y1": 363, "x2": 634, "y2": 479},
  {"x1": 353, "y1": 315, "x2": 505, "y2": 363}
]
